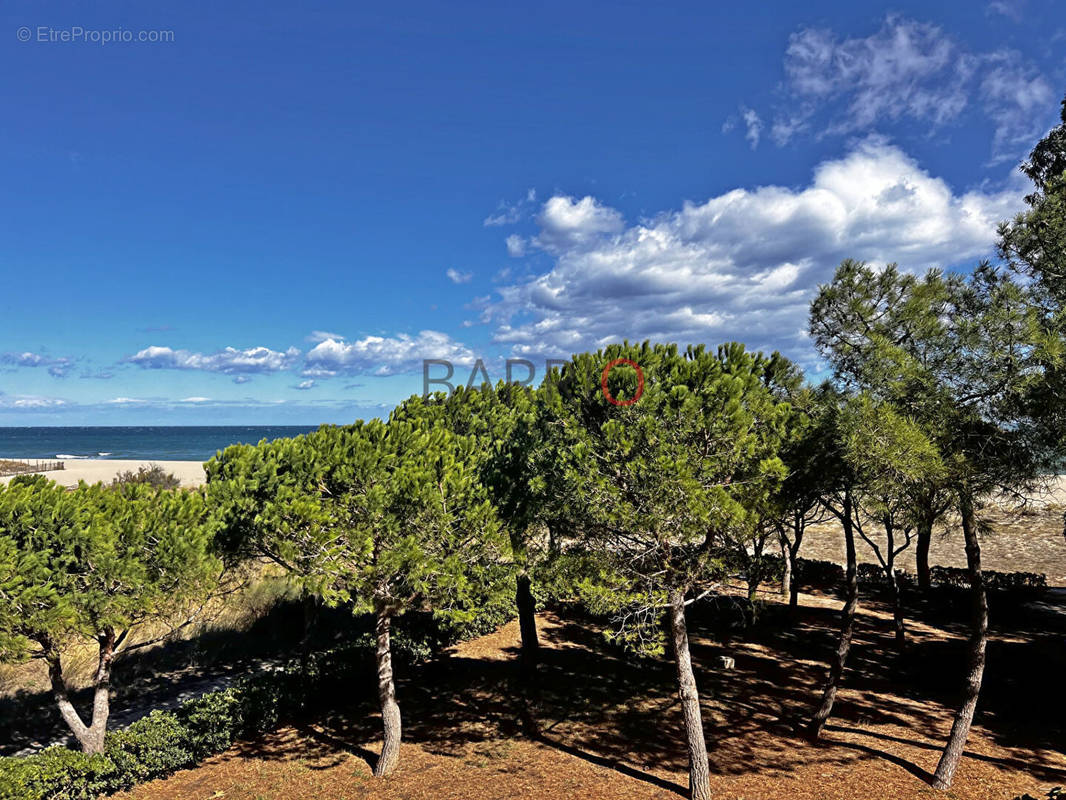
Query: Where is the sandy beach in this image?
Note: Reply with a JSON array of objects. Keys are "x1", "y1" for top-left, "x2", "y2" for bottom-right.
[{"x1": 0, "y1": 459, "x2": 206, "y2": 489}]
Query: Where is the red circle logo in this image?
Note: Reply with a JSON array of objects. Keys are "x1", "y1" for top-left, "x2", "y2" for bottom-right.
[{"x1": 601, "y1": 358, "x2": 645, "y2": 406}]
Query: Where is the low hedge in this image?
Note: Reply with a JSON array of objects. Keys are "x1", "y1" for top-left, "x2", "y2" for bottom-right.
[
  {"x1": 787, "y1": 557, "x2": 1047, "y2": 600},
  {"x1": 0, "y1": 645, "x2": 355, "y2": 800},
  {"x1": 0, "y1": 602, "x2": 513, "y2": 800}
]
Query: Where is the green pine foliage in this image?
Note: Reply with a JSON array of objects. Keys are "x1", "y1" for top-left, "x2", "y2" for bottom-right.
[
  {"x1": 0, "y1": 479, "x2": 223, "y2": 753},
  {"x1": 536, "y1": 341, "x2": 792, "y2": 653}
]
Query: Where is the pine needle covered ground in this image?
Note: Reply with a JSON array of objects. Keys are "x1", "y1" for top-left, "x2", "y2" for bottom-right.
[{"x1": 114, "y1": 594, "x2": 1066, "y2": 800}]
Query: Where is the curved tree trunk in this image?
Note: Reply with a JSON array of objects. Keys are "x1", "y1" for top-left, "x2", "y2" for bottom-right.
[
  {"x1": 779, "y1": 530, "x2": 792, "y2": 600},
  {"x1": 931, "y1": 492, "x2": 988, "y2": 789},
  {"x1": 374, "y1": 604, "x2": 402, "y2": 777},
  {"x1": 669, "y1": 589, "x2": 712, "y2": 800},
  {"x1": 808, "y1": 492, "x2": 858, "y2": 740},
  {"x1": 43, "y1": 629, "x2": 116, "y2": 754}
]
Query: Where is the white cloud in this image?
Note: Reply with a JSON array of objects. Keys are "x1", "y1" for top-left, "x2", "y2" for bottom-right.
[
  {"x1": 487, "y1": 141, "x2": 1024, "y2": 363},
  {"x1": 747, "y1": 15, "x2": 1055, "y2": 161},
  {"x1": 0, "y1": 394, "x2": 67, "y2": 409},
  {"x1": 307, "y1": 330, "x2": 344, "y2": 343},
  {"x1": 987, "y1": 0, "x2": 1024, "y2": 20},
  {"x1": 483, "y1": 189, "x2": 537, "y2": 226},
  {"x1": 304, "y1": 330, "x2": 476, "y2": 377},
  {"x1": 1, "y1": 351, "x2": 72, "y2": 378},
  {"x1": 742, "y1": 108, "x2": 762, "y2": 149},
  {"x1": 128, "y1": 345, "x2": 300, "y2": 374},
  {"x1": 980, "y1": 50, "x2": 1056, "y2": 160},
  {"x1": 295, "y1": 379, "x2": 315, "y2": 390},
  {"x1": 535, "y1": 195, "x2": 625, "y2": 254},
  {"x1": 506, "y1": 234, "x2": 527, "y2": 257},
  {"x1": 180, "y1": 396, "x2": 211, "y2": 403},
  {"x1": 446, "y1": 268, "x2": 473, "y2": 284},
  {"x1": 782, "y1": 17, "x2": 971, "y2": 135}
]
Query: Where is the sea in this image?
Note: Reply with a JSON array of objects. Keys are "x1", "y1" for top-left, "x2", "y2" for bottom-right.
[{"x1": 0, "y1": 426, "x2": 320, "y2": 462}]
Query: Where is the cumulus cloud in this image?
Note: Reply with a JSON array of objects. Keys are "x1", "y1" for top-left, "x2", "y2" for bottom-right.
[
  {"x1": 746, "y1": 15, "x2": 1054, "y2": 161},
  {"x1": 128, "y1": 345, "x2": 300, "y2": 374},
  {"x1": 295, "y1": 379, "x2": 316, "y2": 390},
  {"x1": 304, "y1": 331, "x2": 476, "y2": 377},
  {"x1": 535, "y1": 195, "x2": 625, "y2": 254},
  {"x1": 1, "y1": 351, "x2": 73, "y2": 378},
  {"x1": 307, "y1": 330, "x2": 344, "y2": 343},
  {"x1": 488, "y1": 140, "x2": 1024, "y2": 364},
  {"x1": 446, "y1": 268, "x2": 474, "y2": 284}
]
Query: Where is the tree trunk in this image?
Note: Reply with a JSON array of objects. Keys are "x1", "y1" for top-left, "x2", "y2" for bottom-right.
[
  {"x1": 885, "y1": 524, "x2": 905, "y2": 648},
  {"x1": 808, "y1": 491, "x2": 858, "y2": 740},
  {"x1": 44, "y1": 629, "x2": 116, "y2": 754},
  {"x1": 788, "y1": 516, "x2": 805, "y2": 612},
  {"x1": 779, "y1": 530, "x2": 792, "y2": 600},
  {"x1": 669, "y1": 589, "x2": 712, "y2": 800},
  {"x1": 931, "y1": 492, "x2": 988, "y2": 789},
  {"x1": 888, "y1": 567, "x2": 906, "y2": 648},
  {"x1": 299, "y1": 591, "x2": 320, "y2": 671},
  {"x1": 916, "y1": 518, "x2": 933, "y2": 592},
  {"x1": 515, "y1": 570, "x2": 539, "y2": 672},
  {"x1": 374, "y1": 604, "x2": 402, "y2": 777},
  {"x1": 515, "y1": 568, "x2": 541, "y2": 737}
]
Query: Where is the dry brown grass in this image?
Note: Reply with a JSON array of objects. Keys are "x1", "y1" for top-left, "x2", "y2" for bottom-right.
[
  {"x1": 802, "y1": 503, "x2": 1066, "y2": 586},
  {"x1": 0, "y1": 567, "x2": 295, "y2": 702}
]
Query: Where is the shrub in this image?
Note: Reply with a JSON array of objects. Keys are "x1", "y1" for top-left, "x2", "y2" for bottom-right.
[
  {"x1": 176, "y1": 688, "x2": 243, "y2": 759},
  {"x1": 0, "y1": 597, "x2": 510, "y2": 799},
  {"x1": 930, "y1": 565, "x2": 1048, "y2": 597},
  {"x1": 793, "y1": 559, "x2": 846, "y2": 591},
  {"x1": 111, "y1": 464, "x2": 181, "y2": 490},
  {"x1": 104, "y1": 712, "x2": 194, "y2": 790}
]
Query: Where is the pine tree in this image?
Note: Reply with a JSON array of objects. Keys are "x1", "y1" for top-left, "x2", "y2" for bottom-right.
[
  {"x1": 206, "y1": 418, "x2": 505, "y2": 776},
  {"x1": 538, "y1": 341, "x2": 791, "y2": 800},
  {"x1": 0, "y1": 480, "x2": 221, "y2": 753}
]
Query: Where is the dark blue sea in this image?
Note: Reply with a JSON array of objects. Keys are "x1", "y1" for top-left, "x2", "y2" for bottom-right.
[{"x1": 0, "y1": 426, "x2": 319, "y2": 461}]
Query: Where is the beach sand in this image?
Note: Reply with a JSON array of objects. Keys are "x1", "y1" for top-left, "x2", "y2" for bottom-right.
[{"x1": 0, "y1": 459, "x2": 206, "y2": 488}]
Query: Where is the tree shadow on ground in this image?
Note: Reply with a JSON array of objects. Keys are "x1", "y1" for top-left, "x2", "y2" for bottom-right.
[{"x1": 231, "y1": 592, "x2": 1066, "y2": 797}]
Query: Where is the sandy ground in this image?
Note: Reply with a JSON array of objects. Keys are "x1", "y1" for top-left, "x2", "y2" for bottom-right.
[{"x1": 0, "y1": 459, "x2": 206, "y2": 488}]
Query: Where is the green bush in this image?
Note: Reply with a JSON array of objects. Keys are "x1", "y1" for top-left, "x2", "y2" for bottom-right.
[
  {"x1": 177, "y1": 688, "x2": 243, "y2": 759},
  {"x1": 104, "y1": 711, "x2": 194, "y2": 789}
]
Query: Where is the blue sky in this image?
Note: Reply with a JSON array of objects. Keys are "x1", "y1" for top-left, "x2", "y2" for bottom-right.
[{"x1": 1, "y1": 0, "x2": 1063, "y2": 425}]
